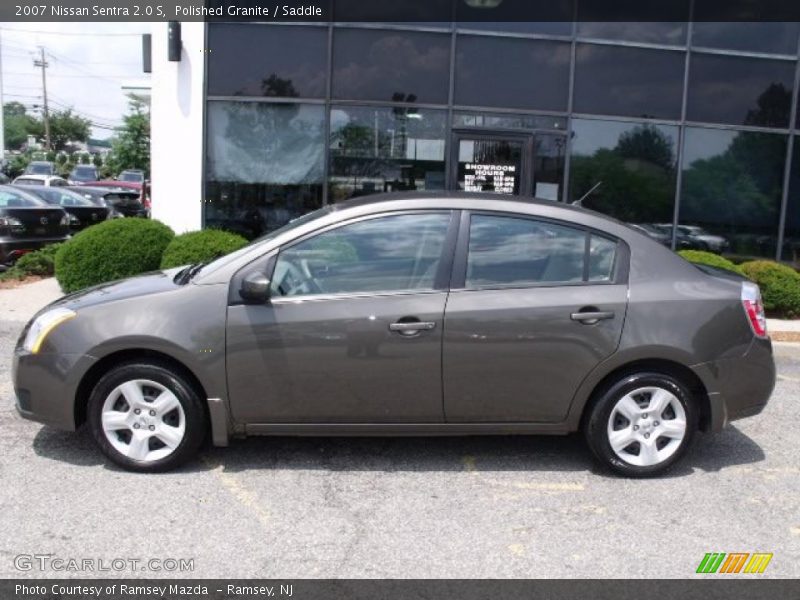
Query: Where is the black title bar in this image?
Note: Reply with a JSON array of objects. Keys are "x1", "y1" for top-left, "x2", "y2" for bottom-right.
[{"x1": 5, "y1": 0, "x2": 800, "y2": 22}]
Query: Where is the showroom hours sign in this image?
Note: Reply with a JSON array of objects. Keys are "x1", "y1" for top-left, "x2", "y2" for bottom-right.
[{"x1": 463, "y1": 163, "x2": 517, "y2": 194}]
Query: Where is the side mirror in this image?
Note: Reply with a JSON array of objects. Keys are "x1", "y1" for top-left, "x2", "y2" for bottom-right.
[{"x1": 239, "y1": 271, "x2": 270, "y2": 304}]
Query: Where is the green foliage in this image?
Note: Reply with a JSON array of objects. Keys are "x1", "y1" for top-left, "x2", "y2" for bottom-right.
[
  {"x1": 2, "y1": 101, "x2": 43, "y2": 151},
  {"x1": 0, "y1": 243, "x2": 62, "y2": 281},
  {"x1": 105, "y1": 96, "x2": 150, "y2": 176},
  {"x1": 48, "y1": 109, "x2": 92, "y2": 152},
  {"x1": 740, "y1": 260, "x2": 800, "y2": 318},
  {"x1": 55, "y1": 219, "x2": 174, "y2": 292},
  {"x1": 678, "y1": 250, "x2": 744, "y2": 275},
  {"x1": 160, "y1": 229, "x2": 248, "y2": 269}
]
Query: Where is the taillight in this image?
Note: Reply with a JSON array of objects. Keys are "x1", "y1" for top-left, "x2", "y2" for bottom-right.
[{"x1": 742, "y1": 281, "x2": 767, "y2": 337}]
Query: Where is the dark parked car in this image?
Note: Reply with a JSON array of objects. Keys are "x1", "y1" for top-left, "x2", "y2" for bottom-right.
[
  {"x1": 13, "y1": 186, "x2": 112, "y2": 232},
  {"x1": 67, "y1": 186, "x2": 147, "y2": 218},
  {"x1": 68, "y1": 165, "x2": 98, "y2": 185},
  {"x1": 81, "y1": 180, "x2": 150, "y2": 215},
  {"x1": 13, "y1": 193, "x2": 775, "y2": 476},
  {"x1": 0, "y1": 185, "x2": 70, "y2": 267}
]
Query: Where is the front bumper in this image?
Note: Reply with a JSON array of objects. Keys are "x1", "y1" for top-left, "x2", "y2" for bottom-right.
[
  {"x1": 13, "y1": 350, "x2": 97, "y2": 431},
  {"x1": 692, "y1": 336, "x2": 776, "y2": 432}
]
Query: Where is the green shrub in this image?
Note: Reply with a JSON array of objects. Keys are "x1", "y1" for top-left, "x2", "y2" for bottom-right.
[
  {"x1": 678, "y1": 250, "x2": 744, "y2": 275},
  {"x1": 0, "y1": 243, "x2": 63, "y2": 281},
  {"x1": 160, "y1": 229, "x2": 248, "y2": 269},
  {"x1": 740, "y1": 260, "x2": 800, "y2": 318},
  {"x1": 55, "y1": 219, "x2": 174, "y2": 292}
]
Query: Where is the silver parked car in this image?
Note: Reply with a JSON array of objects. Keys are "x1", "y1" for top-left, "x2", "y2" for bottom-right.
[{"x1": 13, "y1": 193, "x2": 775, "y2": 476}]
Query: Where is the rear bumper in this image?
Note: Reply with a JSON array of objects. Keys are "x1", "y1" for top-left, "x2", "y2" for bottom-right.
[
  {"x1": 0, "y1": 236, "x2": 69, "y2": 264},
  {"x1": 13, "y1": 350, "x2": 97, "y2": 431},
  {"x1": 692, "y1": 337, "x2": 776, "y2": 432}
]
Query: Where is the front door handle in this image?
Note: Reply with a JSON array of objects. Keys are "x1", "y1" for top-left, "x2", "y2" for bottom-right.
[
  {"x1": 570, "y1": 311, "x2": 615, "y2": 324},
  {"x1": 389, "y1": 321, "x2": 437, "y2": 334}
]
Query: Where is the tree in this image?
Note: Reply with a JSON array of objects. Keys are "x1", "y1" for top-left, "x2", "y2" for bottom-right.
[
  {"x1": 47, "y1": 109, "x2": 91, "y2": 152},
  {"x1": 106, "y1": 96, "x2": 150, "y2": 176},
  {"x1": 3, "y1": 101, "x2": 43, "y2": 150}
]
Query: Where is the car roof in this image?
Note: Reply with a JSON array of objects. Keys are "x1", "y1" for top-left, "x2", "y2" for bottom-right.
[
  {"x1": 14, "y1": 174, "x2": 61, "y2": 181},
  {"x1": 330, "y1": 191, "x2": 615, "y2": 222}
]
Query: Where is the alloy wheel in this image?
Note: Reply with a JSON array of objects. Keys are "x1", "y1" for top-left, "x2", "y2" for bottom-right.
[
  {"x1": 100, "y1": 379, "x2": 186, "y2": 462},
  {"x1": 606, "y1": 386, "x2": 687, "y2": 467}
]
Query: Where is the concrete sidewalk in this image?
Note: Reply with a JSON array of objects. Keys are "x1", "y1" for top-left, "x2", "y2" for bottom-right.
[
  {"x1": 0, "y1": 278, "x2": 63, "y2": 323},
  {"x1": 1, "y1": 278, "x2": 800, "y2": 343}
]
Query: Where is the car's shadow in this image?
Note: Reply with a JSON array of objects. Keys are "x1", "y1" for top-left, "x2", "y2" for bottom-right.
[{"x1": 32, "y1": 424, "x2": 765, "y2": 478}]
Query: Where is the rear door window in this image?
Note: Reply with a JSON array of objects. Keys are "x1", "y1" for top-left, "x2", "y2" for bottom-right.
[{"x1": 465, "y1": 214, "x2": 618, "y2": 288}]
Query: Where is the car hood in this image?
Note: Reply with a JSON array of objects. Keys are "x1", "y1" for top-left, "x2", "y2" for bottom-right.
[{"x1": 46, "y1": 268, "x2": 186, "y2": 313}]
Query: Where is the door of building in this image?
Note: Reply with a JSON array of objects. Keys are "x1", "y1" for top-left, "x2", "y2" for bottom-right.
[{"x1": 451, "y1": 132, "x2": 534, "y2": 196}]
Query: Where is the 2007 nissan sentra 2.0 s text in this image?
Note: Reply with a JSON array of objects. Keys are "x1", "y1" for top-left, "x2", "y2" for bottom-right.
[{"x1": 13, "y1": 193, "x2": 776, "y2": 477}]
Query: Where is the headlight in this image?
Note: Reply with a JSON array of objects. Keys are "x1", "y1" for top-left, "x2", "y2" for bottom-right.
[{"x1": 23, "y1": 308, "x2": 76, "y2": 354}]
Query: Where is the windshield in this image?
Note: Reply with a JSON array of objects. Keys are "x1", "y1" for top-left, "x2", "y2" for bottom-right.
[
  {"x1": 72, "y1": 167, "x2": 97, "y2": 178},
  {"x1": 119, "y1": 171, "x2": 144, "y2": 182},
  {"x1": 31, "y1": 188, "x2": 95, "y2": 206},
  {"x1": 0, "y1": 188, "x2": 48, "y2": 207},
  {"x1": 27, "y1": 163, "x2": 53, "y2": 175},
  {"x1": 198, "y1": 207, "x2": 332, "y2": 277}
]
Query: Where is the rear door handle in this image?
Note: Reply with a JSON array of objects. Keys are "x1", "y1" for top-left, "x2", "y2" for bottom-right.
[
  {"x1": 570, "y1": 311, "x2": 615, "y2": 324},
  {"x1": 389, "y1": 321, "x2": 437, "y2": 334}
]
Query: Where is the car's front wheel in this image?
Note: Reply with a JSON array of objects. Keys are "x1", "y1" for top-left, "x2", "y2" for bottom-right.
[
  {"x1": 87, "y1": 361, "x2": 206, "y2": 472},
  {"x1": 584, "y1": 372, "x2": 698, "y2": 477}
]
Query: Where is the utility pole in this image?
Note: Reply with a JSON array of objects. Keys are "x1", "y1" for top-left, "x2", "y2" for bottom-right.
[
  {"x1": 33, "y1": 46, "x2": 50, "y2": 151},
  {"x1": 0, "y1": 29, "x2": 5, "y2": 165}
]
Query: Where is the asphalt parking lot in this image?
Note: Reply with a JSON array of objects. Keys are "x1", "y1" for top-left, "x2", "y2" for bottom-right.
[{"x1": 1, "y1": 285, "x2": 798, "y2": 579}]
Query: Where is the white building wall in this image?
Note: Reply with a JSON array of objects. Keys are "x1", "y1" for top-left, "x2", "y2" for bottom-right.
[{"x1": 150, "y1": 22, "x2": 205, "y2": 233}]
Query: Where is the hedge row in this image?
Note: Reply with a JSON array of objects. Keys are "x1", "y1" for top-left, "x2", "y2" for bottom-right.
[
  {"x1": 47, "y1": 219, "x2": 248, "y2": 292},
  {"x1": 679, "y1": 250, "x2": 800, "y2": 318}
]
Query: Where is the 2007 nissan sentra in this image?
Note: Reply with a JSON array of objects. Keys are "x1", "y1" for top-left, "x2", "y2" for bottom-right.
[{"x1": 13, "y1": 193, "x2": 776, "y2": 476}]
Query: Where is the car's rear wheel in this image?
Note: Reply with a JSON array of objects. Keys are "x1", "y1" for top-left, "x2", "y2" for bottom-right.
[
  {"x1": 87, "y1": 361, "x2": 206, "y2": 472},
  {"x1": 584, "y1": 372, "x2": 698, "y2": 477}
]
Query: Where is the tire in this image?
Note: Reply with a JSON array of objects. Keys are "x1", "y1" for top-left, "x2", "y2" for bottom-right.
[
  {"x1": 584, "y1": 372, "x2": 698, "y2": 478},
  {"x1": 87, "y1": 360, "x2": 207, "y2": 473}
]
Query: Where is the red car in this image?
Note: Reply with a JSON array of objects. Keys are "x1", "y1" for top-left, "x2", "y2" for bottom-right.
[{"x1": 82, "y1": 180, "x2": 151, "y2": 212}]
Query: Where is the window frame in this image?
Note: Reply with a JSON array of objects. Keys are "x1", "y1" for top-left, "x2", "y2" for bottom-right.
[
  {"x1": 450, "y1": 210, "x2": 628, "y2": 291},
  {"x1": 267, "y1": 209, "x2": 461, "y2": 303}
]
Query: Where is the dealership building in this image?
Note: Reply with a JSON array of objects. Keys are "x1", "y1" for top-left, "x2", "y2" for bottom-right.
[{"x1": 150, "y1": 17, "x2": 800, "y2": 265}]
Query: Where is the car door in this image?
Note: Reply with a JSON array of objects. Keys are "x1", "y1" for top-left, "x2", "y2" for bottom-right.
[
  {"x1": 226, "y1": 211, "x2": 457, "y2": 424},
  {"x1": 443, "y1": 212, "x2": 629, "y2": 423}
]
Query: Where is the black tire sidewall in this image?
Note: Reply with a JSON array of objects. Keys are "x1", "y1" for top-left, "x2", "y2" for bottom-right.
[
  {"x1": 87, "y1": 361, "x2": 206, "y2": 473},
  {"x1": 585, "y1": 372, "x2": 698, "y2": 478}
]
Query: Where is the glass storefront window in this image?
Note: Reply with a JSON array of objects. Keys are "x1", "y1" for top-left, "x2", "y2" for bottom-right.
[
  {"x1": 577, "y1": 22, "x2": 687, "y2": 45},
  {"x1": 332, "y1": 29, "x2": 451, "y2": 104},
  {"x1": 329, "y1": 105, "x2": 447, "y2": 202},
  {"x1": 453, "y1": 112, "x2": 567, "y2": 131},
  {"x1": 455, "y1": 36, "x2": 570, "y2": 111},
  {"x1": 781, "y1": 137, "x2": 800, "y2": 266},
  {"x1": 687, "y1": 53, "x2": 795, "y2": 128},
  {"x1": 679, "y1": 127, "x2": 786, "y2": 260},
  {"x1": 207, "y1": 24, "x2": 328, "y2": 98},
  {"x1": 573, "y1": 44, "x2": 685, "y2": 119},
  {"x1": 568, "y1": 118, "x2": 679, "y2": 226},
  {"x1": 205, "y1": 102, "x2": 325, "y2": 239},
  {"x1": 691, "y1": 22, "x2": 800, "y2": 56}
]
